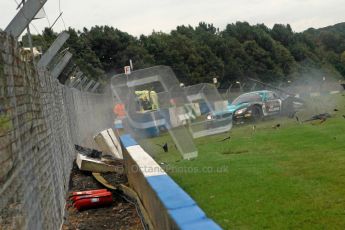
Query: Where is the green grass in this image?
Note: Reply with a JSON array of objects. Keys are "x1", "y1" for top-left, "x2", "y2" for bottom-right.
[{"x1": 139, "y1": 94, "x2": 345, "y2": 229}]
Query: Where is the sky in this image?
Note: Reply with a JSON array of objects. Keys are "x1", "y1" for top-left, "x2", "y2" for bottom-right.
[{"x1": 0, "y1": 0, "x2": 345, "y2": 37}]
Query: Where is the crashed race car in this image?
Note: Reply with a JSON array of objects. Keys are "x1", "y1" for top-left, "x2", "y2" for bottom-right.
[{"x1": 226, "y1": 90, "x2": 304, "y2": 123}]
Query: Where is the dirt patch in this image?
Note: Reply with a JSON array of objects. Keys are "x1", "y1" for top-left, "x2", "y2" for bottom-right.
[
  {"x1": 221, "y1": 149, "x2": 249, "y2": 155},
  {"x1": 62, "y1": 162, "x2": 143, "y2": 230}
]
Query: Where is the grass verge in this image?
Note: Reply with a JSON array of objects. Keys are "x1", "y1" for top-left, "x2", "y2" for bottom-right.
[{"x1": 139, "y1": 94, "x2": 345, "y2": 229}]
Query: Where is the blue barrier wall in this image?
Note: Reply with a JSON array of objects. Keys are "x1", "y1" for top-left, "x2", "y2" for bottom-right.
[{"x1": 119, "y1": 134, "x2": 221, "y2": 230}]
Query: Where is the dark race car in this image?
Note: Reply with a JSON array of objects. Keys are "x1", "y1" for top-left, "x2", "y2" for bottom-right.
[{"x1": 227, "y1": 90, "x2": 304, "y2": 123}]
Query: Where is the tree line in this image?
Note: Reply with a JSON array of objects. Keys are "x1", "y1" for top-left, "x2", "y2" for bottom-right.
[{"x1": 23, "y1": 21, "x2": 345, "y2": 87}]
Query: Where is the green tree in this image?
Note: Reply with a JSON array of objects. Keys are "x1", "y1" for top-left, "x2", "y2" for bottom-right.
[
  {"x1": 341, "y1": 51, "x2": 345, "y2": 65},
  {"x1": 271, "y1": 24, "x2": 294, "y2": 46}
]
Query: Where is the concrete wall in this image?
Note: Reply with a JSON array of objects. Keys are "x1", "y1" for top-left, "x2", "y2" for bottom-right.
[{"x1": 0, "y1": 33, "x2": 113, "y2": 229}]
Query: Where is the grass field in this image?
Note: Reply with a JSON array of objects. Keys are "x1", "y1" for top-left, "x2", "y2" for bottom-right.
[{"x1": 139, "y1": 94, "x2": 345, "y2": 229}]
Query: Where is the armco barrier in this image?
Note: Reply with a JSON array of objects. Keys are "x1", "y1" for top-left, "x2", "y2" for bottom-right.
[{"x1": 119, "y1": 133, "x2": 222, "y2": 230}]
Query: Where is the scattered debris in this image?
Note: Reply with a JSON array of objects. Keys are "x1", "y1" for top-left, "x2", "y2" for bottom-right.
[
  {"x1": 92, "y1": 173, "x2": 153, "y2": 229},
  {"x1": 221, "y1": 149, "x2": 248, "y2": 155},
  {"x1": 288, "y1": 111, "x2": 297, "y2": 118},
  {"x1": 92, "y1": 173, "x2": 118, "y2": 190},
  {"x1": 295, "y1": 116, "x2": 300, "y2": 123},
  {"x1": 70, "y1": 189, "x2": 108, "y2": 198},
  {"x1": 62, "y1": 162, "x2": 143, "y2": 230},
  {"x1": 220, "y1": 136, "x2": 231, "y2": 142},
  {"x1": 94, "y1": 129, "x2": 123, "y2": 159},
  {"x1": 156, "y1": 143, "x2": 169, "y2": 152},
  {"x1": 272, "y1": 123, "x2": 281, "y2": 129},
  {"x1": 303, "y1": 113, "x2": 331, "y2": 123},
  {"x1": 319, "y1": 119, "x2": 327, "y2": 124},
  {"x1": 162, "y1": 143, "x2": 168, "y2": 152},
  {"x1": 75, "y1": 145, "x2": 102, "y2": 158},
  {"x1": 76, "y1": 153, "x2": 123, "y2": 173},
  {"x1": 71, "y1": 189, "x2": 113, "y2": 211}
]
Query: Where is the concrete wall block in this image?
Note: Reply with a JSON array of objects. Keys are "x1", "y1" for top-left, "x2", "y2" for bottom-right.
[{"x1": 94, "y1": 128, "x2": 123, "y2": 159}]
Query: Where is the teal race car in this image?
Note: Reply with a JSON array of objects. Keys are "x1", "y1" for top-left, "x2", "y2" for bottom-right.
[{"x1": 227, "y1": 90, "x2": 304, "y2": 123}]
